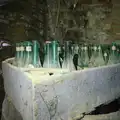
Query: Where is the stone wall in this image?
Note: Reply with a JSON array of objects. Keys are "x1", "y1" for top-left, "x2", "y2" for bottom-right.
[
  {"x1": 47, "y1": 0, "x2": 120, "y2": 44},
  {"x1": 0, "y1": 0, "x2": 120, "y2": 44},
  {"x1": 0, "y1": 0, "x2": 45, "y2": 43}
]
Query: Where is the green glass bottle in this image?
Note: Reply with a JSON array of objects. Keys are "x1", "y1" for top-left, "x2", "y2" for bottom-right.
[
  {"x1": 62, "y1": 41, "x2": 75, "y2": 71},
  {"x1": 102, "y1": 44, "x2": 109, "y2": 65},
  {"x1": 24, "y1": 41, "x2": 33, "y2": 68},
  {"x1": 108, "y1": 44, "x2": 118, "y2": 65},
  {"x1": 118, "y1": 45, "x2": 120, "y2": 63},
  {"x1": 116, "y1": 45, "x2": 120, "y2": 63},
  {"x1": 88, "y1": 43, "x2": 93, "y2": 59},
  {"x1": 89, "y1": 45, "x2": 98, "y2": 67},
  {"x1": 14, "y1": 43, "x2": 20, "y2": 66},
  {"x1": 73, "y1": 44, "x2": 79, "y2": 54},
  {"x1": 18, "y1": 42, "x2": 25, "y2": 67},
  {"x1": 51, "y1": 40, "x2": 60, "y2": 68},
  {"x1": 58, "y1": 46, "x2": 62, "y2": 68},
  {"x1": 43, "y1": 41, "x2": 52, "y2": 68},
  {"x1": 103, "y1": 52, "x2": 108, "y2": 65},
  {"x1": 94, "y1": 45, "x2": 105, "y2": 67},
  {"x1": 77, "y1": 45, "x2": 82, "y2": 70},
  {"x1": 81, "y1": 45, "x2": 89, "y2": 69},
  {"x1": 32, "y1": 40, "x2": 41, "y2": 68},
  {"x1": 112, "y1": 41, "x2": 120, "y2": 63}
]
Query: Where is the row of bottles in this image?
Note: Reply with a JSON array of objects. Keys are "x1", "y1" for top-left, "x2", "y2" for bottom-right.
[
  {"x1": 13, "y1": 40, "x2": 120, "y2": 70},
  {"x1": 43, "y1": 41, "x2": 60, "y2": 68},
  {"x1": 14, "y1": 40, "x2": 41, "y2": 68},
  {"x1": 77, "y1": 43, "x2": 120, "y2": 70}
]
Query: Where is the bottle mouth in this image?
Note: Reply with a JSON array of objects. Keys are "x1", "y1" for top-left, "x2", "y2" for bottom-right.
[{"x1": 45, "y1": 41, "x2": 51, "y2": 44}]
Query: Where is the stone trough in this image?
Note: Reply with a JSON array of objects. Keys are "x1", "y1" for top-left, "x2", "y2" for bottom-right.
[{"x1": 1, "y1": 58, "x2": 120, "y2": 120}]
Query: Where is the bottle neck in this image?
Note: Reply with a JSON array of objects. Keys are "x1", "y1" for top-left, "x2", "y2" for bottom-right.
[
  {"x1": 46, "y1": 43, "x2": 51, "y2": 55},
  {"x1": 25, "y1": 46, "x2": 32, "y2": 58},
  {"x1": 64, "y1": 41, "x2": 72, "y2": 60},
  {"x1": 33, "y1": 42, "x2": 39, "y2": 65},
  {"x1": 52, "y1": 41, "x2": 59, "y2": 64}
]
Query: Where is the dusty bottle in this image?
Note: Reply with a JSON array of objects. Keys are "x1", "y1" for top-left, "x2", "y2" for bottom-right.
[
  {"x1": 108, "y1": 44, "x2": 118, "y2": 65},
  {"x1": 94, "y1": 45, "x2": 105, "y2": 67},
  {"x1": 43, "y1": 41, "x2": 52, "y2": 68},
  {"x1": 103, "y1": 52, "x2": 108, "y2": 65},
  {"x1": 116, "y1": 45, "x2": 120, "y2": 63},
  {"x1": 14, "y1": 43, "x2": 20, "y2": 66},
  {"x1": 32, "y1": 40, "x2": 41, "y2": 68},
  {"x1": 24, "y1": 41, "x2": 33, "y2": 68},
  {"x1": 51, "y1": 40, "x2": 60, "y2": 68},
  {"x1": 58, "y1": 46, "x2": 63, "y2": 68},
  {"x1": 89, "y1": 45, "x2": 98, "y2": 67},
  {"x1": 62, "y1": 41, "x2": 75, "y2": 71},
  {"x1": 81, "y1": 45, "x2": 89, "y2": 69},
  {"x1": 77, "y1": 45, "x2": 82, "y2": 70},
  {"x1": 73, "y1": 44, "x2": 79, "y2": 55}
]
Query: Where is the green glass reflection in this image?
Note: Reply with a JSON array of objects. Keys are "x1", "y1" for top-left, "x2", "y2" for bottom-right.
[
  {"x1": 32, "y1": 40, "x2": 41, "y2": 68},
  {"x1": 51, "y1": 40, "x2": 60, "y2": 68}
]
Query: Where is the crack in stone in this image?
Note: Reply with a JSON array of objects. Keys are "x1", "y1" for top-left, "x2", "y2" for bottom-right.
[{"x1": 38, "y1": 84, "x2": 58, "y2": 120}]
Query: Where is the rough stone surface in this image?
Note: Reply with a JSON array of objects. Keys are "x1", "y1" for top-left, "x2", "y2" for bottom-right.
[
  {"x1": 1, "y1": 96, "x2": 22, "y2": 120},
  {"x1": 1, "y1": 58, "x2": 120, "y2": 120},
  {"x1": 0, "y1": 0, "x2": 45, "y2": 42},
  {"x1": 47, "y1": 1, "x2": 120, "y2": 43}
]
